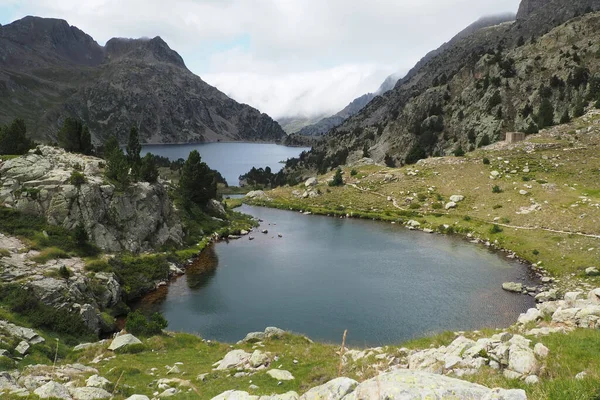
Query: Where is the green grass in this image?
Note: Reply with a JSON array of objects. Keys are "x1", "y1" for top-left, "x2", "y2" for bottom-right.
[{"x1": 31, "y1": 247, "x2": 69, "y2": 263}]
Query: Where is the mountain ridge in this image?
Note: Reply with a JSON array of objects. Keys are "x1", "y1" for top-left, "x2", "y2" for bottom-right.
[
  {"x1": 280, "y1": 0, "x2": 600, "y2": 176},
  {"x1": 0, "y1": 16, "x2": 286, "y2": 145}
]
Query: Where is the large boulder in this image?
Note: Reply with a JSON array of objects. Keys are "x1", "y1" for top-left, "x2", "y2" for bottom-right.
[
  {"x1": 305, "y1": 178, "x2": 318, "y2": 187},
  {"x1": 69, "y1": 387, "x2": 112, "y2": 400},
  {"x1": 299, "y1": 377, "x2": 358, "y2": 400},
  {"x1": 34, "y1": 381, "x2": 72, "y2": 400},
  {"x1": 502, "y1": 282, "x2": 523, "y2": 293},
  {"x1": 266, "y1": 369, "x2": 295, "y2": 381},
  {"x1": 108, "y1": 334, "x2": 142, "y2": 351},
  {"x1": 216, "y1": 350, "x2": 252, "y2": 370},
  {"x1": 343, "y1": 370, "x2": 526, "y2": 399}
]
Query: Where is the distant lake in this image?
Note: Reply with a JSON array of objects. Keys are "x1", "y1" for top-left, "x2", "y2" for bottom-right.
[
  {"x1": 136, "y1": 205, "x2": 536, "y2": 347},
  {"x1": 141, "y1": 143, "x2": 310, "y2": 186}
]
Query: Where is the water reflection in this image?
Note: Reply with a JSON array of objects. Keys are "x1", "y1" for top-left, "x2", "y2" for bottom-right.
[{"x1": 187, "y1": 245, "x2": 219, "y2": 290}]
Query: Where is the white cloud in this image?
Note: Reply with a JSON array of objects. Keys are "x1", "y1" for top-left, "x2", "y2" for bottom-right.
[{"x1": 0, "y1": 0, "x2": 522, "y2": 118}]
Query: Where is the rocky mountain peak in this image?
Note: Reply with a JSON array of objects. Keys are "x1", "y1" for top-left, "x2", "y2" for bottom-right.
[
  {"x1": 517, "y1": 0, "x2": 552, "y2": 19},
  {"x1": 104, "y1": 36, "x2": 186, "y2": 68},
  {"x1": 0, "y1": 16, "x2": 103, "y2": 66}
]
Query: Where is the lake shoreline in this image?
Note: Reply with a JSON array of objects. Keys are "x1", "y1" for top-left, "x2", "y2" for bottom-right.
[{"x1": 141, "y1": 202, "x2": 539, "y2": 346}]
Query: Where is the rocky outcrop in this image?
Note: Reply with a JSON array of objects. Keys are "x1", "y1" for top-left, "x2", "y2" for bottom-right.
[
  {"x1": 0, "y1": 146, "x2": 183, "y2": 252},
  {"x1": 0, "y1": 17, "x2": 286, "y2": 145},
  {"x1": 0, "y1": 234, "x2": 121, "y2": 334}
]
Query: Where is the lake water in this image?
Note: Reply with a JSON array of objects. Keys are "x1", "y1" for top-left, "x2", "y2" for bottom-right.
[
  {"x1": 137, "y1": 205, "x2": 536, "y2": 346},
  {"x1": 141, "y1": 143, "x2": 310, "y2": 186}
]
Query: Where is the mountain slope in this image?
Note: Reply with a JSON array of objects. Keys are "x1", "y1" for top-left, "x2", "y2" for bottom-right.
[
  {"x1": 284, "y1": 0, "x2": 600, "y2": 175},
  {"x1": 0, "y1": 16, "x2": 286, "y2": 145},
  {"x1": 293, "y1": 14, "x2": 516, "y2": 138}
]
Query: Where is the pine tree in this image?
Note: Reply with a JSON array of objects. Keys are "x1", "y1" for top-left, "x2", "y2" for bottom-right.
[
  {"x1": 329, "y1": 168, "x2": 344, "y2": 187},
  {"x1": 126, "y1": 126, "x2": 142, "y2": 169},
  {"x1": 140, "y1": 153, "x2": 159, "y2": 183},
  {"x1": 559, "y1": 109, "x2": 571, "y2": 124},
  {"x1": 0, "y1": 119, "x2": 34, "y2": 155},
  {"x1": 58, "y1": 118, "x2": 93, "y2": 154},
  {"x1": 536, "y1": 99, "x2": 555, "y2": 129},
  {"x1": 179, "y1": 150, "x2": 217, "y2": 206}
]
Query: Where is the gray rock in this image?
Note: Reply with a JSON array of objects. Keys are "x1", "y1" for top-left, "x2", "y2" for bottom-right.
[
  {"x1": 445, "y1": 201, "x2": 457, "y2": 210},
  {"x1": 502, "y1": 282, "x2": 523, "y2": 293},
  {"x1": 305, "y1": 178, "x2": 318, "y2": 187},
  {"x1": 450, "y1": 195, "x2": 465, "y2": 203},
  {"x1": 524, "y1": 375, "x2": 539, "y2": 385},
  {"x1": 216, "y1": 350, "x2": 252, "y2": 370},
  {"x1": 207, "y1": 200, "x2": 227, "y2": 218},
  {"x1": 108, "y1": 334, "x2": 142, "y2": 351},
  {"x1": 299, "y1": 377, "x2": 358, "y2": 400},
  {"x1": 533, "y1": 343, "x2": 549, "y2": 359},
  {"x1": 517, "y1": 308, "x2": 542, "y2": 325},
  {"x1": 266, "y1": 369, "x2": 295, "y2": 381},
  {"x1": 241, "y1": 332, "x2": 266, "y2": 343},
  {"x1": 586, "y1": 267, "x2": 600, "y2": 277},
  {"x1": 343, "y1": 370, "x2": 525, "y2": 399},
  {"x1": 14, "y1": 340, "x2": 30, "y2": 355},
  {"x1": 69, "y1": 387, "x2": 112, "y2": 400},
  {"x1": 265, "y1": 327, "x2": 285, "y2": 338},
  {"x1": 535, "y1": 289, "x2": 559, "y2": 302},
  {"x1": 575, "y1": 371, "x2": 587, "y2": 380},
  {"x1": 85, "y1": 375, "x2": 110, "y2": 389},
  {"x1": 34, "y1": 381, "x2": 72, "y2": 400},
  {"x1": 125, "y1": 396, "x2": 150, "y2": 400},
  {"x1": 249, "y1": 350, "x2": 270, "y2": 368},
  {"x1": 589, "y1": 288, "x2": 600, "y2": 304},
  {"x1": 211, "y1": 390, "x2": 258, "y2": 400},
  {"x1": 508, "y1": 347, "x2": 538, "y2": 375}
]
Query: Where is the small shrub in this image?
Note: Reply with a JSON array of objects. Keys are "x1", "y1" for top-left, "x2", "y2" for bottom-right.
[
  {"x1": 329, "y1": 169, "x2": 344, "y2": 187},
  {"x1": 32, "y1": 247, "x2": 69, "y2": 264},
  {"x1": 58, "y1": 265, "x2": 72, "y2": 279},
  {"x1": 69, "y1": 171, "x2": 87, "y2": 187},
  {"x1": 432, "y1": 203, "x2": 443, "y2": 210},
  {"x1": 125, "y1": 310, "x2": 168, "y2": 337},
  {"x1": 493, "y1": 204, "x2": 503, "y2": 210},
  {"x1": 85, "y1": 260, "x2": 111, "y2": 272},
  {"x1": 501, "y1": 217, "x2": 511, "y2": 224},
  {"x1": 533, "y1": 249, "x2": 540, "y2": 256},
  {"x1": 492, "y1": 185, "x2": 503, "y2": 194},
  {"x1": 483, "y1": 157, "x2": 490, "y2": 165},
  {"x1": 409, "y1": 203, "x2": 421, "y2": 210},
  {"x1": 489, "y1": 224, "x2": 503, "y2": 234},
  {"x1": 350, "y1": 169, "x2": 358, "y2": 176},
  {"x1": 522, "y1": 176, "x2": 531, "y2": 182},
  {"x1": 454, "y1": 146, "x2": 465, "y2": 157},
  {"x1": 0, "y1": 356, "x2": 16, "y2": 370}
]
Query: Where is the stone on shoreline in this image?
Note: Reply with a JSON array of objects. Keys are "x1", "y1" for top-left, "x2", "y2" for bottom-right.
[{"x1": 502, "y1": 282, "x2": 523, "y2": 293}]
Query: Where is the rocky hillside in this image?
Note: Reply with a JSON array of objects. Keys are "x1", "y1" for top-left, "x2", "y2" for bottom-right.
[
  {"x1": 0, "y1": 16, "x2": 286, "y2": 145},
  {"x1": 0, "y1": 146, "x2": 183, "y2": 252},
  {"x1": 286, "y1": 0, "x2": 600, "y2": 173}
]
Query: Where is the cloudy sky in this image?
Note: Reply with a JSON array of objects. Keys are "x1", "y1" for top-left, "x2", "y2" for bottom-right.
[{"x1": 0, "y1": 0, "x2": 520, "y2": 120}]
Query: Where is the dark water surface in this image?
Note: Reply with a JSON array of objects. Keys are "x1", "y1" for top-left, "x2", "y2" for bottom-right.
[
  {"x1": 138, "y1": 205, "x2": 535, "y2": 346},
  {"x1": 141, "y1": 143, "x2": 310, "y2": 186}
]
